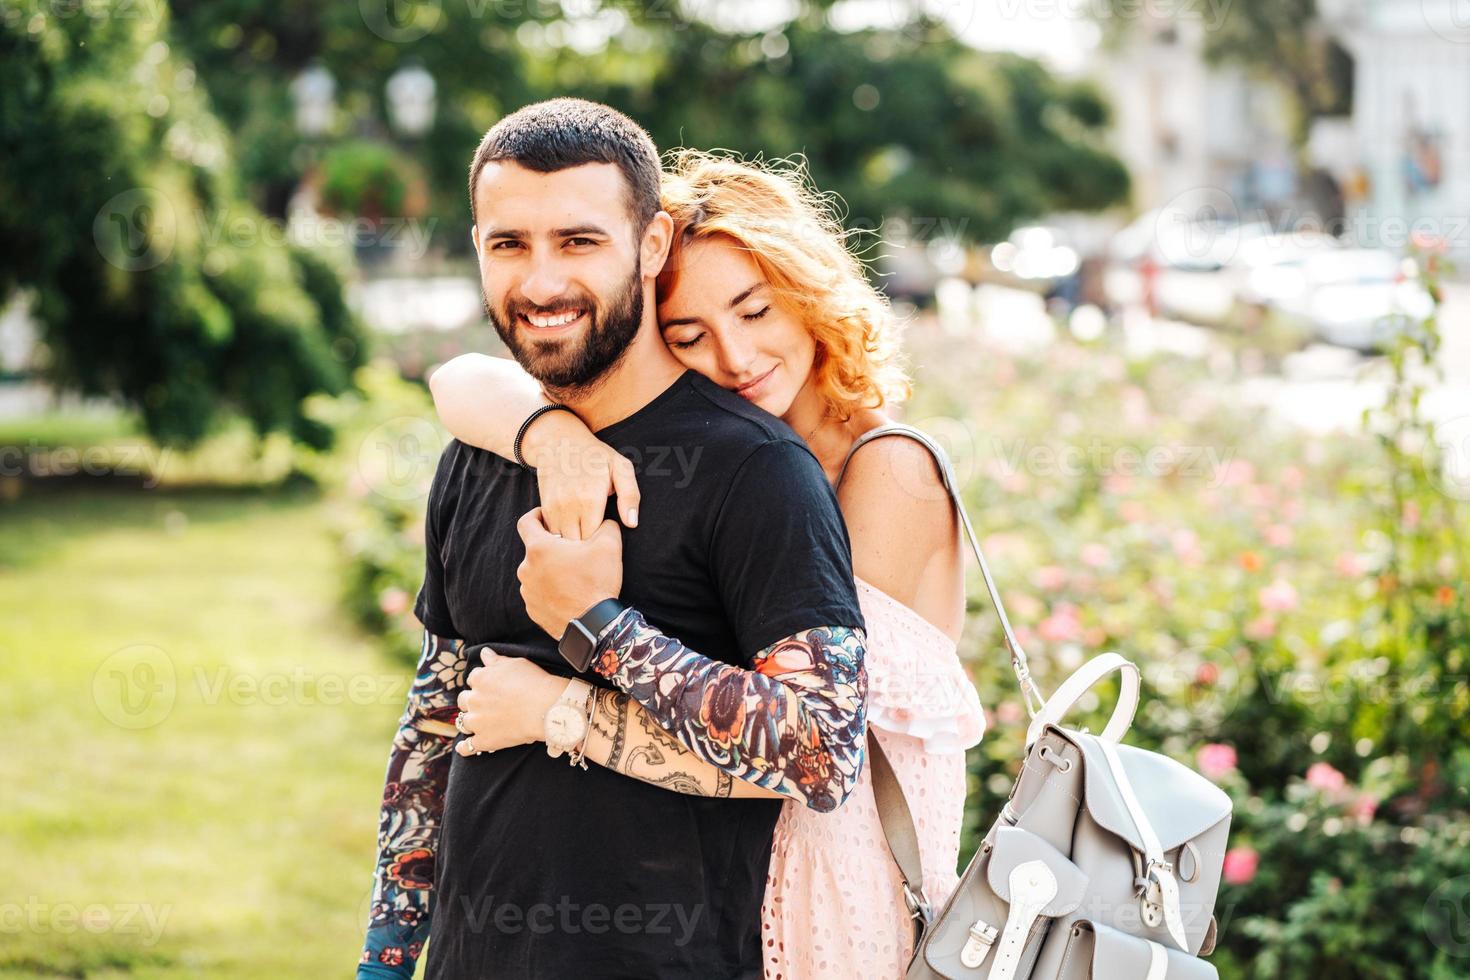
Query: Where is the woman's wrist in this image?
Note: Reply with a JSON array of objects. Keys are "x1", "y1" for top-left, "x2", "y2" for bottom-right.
[{"x1": 519, "y1": 406, "x2": 586, "y2": 471}]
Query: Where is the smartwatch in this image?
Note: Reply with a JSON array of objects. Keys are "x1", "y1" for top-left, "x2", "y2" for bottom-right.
[{"x1": 558, "y1": 597, "x2": 628, "y2": 672}]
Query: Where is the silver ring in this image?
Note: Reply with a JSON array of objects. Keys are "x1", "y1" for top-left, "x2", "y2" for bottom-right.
[{"x1": 455, "y1": 711, "x2": 470, "y2": 735}]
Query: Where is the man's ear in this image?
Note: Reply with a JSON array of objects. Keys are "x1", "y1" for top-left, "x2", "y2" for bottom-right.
[
  {"x1": 639, "y1": 211, "x2": 674, "y2": 279},
  {"x1": 469, "y1": 224, "x2": 481, "y2": 258}
]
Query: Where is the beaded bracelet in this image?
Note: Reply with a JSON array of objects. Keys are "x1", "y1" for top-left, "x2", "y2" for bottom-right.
[{"x1": 513, "y1": 403, "x2": 577, "y2": 471}]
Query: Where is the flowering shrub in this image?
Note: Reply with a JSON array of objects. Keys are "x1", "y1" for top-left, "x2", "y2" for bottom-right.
[{"x1": 901, "y1": 249, "x2": 1467, "y2": 977}]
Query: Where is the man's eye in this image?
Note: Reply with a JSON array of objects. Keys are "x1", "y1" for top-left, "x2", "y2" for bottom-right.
[
  {"x1": 741, "y1": 306, "x2": 771, "y2": 322},
  {"x1": 566, "y1": 237, "x2": 598, "y2": 248},
  {"x1": 490, "y1": 240, "x2": 523, "y2": 251},
  {"x1": 668, "y1": 335, "x2": 703, "y2": 350}
]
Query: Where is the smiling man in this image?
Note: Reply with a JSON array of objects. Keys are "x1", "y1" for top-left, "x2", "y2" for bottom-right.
[{"x1": 357, "y1": 99, "x2": 867, "y2": 979}]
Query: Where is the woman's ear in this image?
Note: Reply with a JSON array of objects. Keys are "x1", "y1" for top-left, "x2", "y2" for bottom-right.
[{"x1": 640, "y1": 211, "x2": 674, "y2": 279}]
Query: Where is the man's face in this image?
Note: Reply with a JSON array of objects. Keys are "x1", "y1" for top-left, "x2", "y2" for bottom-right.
[{"x1": 471, "y1": 161, "x2": 645, "y2": 391}]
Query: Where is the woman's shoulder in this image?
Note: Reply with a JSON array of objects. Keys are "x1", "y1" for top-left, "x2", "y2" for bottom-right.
[{"x1": 837, "y1": 415, "x2": 955, "y2": 513}]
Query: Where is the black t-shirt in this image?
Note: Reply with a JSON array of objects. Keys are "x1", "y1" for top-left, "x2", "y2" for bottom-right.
[{"x1": 415, "y1": 368, "x2": 865, "y2": 979}]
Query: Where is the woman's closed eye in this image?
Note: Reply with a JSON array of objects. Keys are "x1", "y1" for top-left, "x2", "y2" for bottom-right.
[
  {"x1": 668, "y1": 333, "x2": 704, "y2": 350},
  {"x1": 742, "y1": 305, "x2": 771, "y2": 322}
]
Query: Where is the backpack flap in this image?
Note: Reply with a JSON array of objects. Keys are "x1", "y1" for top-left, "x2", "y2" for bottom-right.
[
  {"x1": 1056, "y1": 921, "x2": 1220, "y2": 980},
  {"x1": 1071, "y1": 731, "x2": 1232, "y2": 954}
]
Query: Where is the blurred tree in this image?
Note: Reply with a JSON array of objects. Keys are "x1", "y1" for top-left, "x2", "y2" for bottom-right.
[
  {"x1": 166, "y1": 2, "x2": 1128, "y2": 251},
  {"x1": 0, "y1": 3, "x2": 364, "y2": 447}
]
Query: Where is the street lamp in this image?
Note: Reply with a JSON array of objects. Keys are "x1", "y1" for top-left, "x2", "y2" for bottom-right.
[
  {"x1": 290, "y1": 64, "x2": 336, "y2": 138},
  {"x1": 386, "y1": 63, "x2": 437, "y2": 139}
]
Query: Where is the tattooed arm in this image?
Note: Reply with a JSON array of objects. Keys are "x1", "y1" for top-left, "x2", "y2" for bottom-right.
[
  {"x1": 357, "y1": 631, "x2": 467, "y2": 979},
  {"x1": 590, "y1": 611, "x2": 867, "y2": 813}
]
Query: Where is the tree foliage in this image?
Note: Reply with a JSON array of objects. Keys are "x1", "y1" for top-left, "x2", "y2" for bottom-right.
[{"x1": 0, "y1": 3, "x2": 365, "y2": 447}]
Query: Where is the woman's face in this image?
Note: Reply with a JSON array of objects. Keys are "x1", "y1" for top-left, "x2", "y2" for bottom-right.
[{"x1": 656, "y1": 236, "x2": 816, "y2": 418}]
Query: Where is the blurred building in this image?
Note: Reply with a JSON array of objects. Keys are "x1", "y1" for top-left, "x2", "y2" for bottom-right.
[
  {"x1": 1316, "y1": 0, "x2": 1470, "y2": 259},
  {"x1": 1098, "y1": 18, "x2": 1296, "y2": 220}
]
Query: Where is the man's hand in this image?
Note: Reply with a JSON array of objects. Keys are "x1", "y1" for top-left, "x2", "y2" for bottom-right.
[{"x1": 516, "y1": 506, "x2": 623, "y2": 639}]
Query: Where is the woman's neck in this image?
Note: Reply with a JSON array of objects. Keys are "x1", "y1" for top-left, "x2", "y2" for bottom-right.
[{"x1": 784, "y1": 386, "x2": 889, "y2": 486}]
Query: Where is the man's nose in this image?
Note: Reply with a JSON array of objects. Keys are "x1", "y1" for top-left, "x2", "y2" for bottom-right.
[{"x1": 519, "y1": 256, "x2": 571, "y2": 308}]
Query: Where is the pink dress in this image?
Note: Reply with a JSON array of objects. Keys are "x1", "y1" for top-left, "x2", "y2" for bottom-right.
[{"x1": 760, "y1": 576, "x2": 987, "y2": 980}]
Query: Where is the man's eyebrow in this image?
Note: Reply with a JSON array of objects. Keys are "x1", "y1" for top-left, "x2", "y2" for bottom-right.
[
  {"x1": 553, "y1": 225, "x2": 611, "y2": 238},
  {"x1": 481, "y1": 228, "x2": 526, "y2": 240}
]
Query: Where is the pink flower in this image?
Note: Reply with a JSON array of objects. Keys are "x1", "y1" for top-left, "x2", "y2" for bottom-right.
[
  {"x1": 1081, "y1": 543, "x2": 1111, "y2": 568},
  {"x1": 1348, "y1": 793, "x2": 1378, "y2": 824},
  {"x1": 1119, "y1": 501, "x2": 1148, "y2": 524},
  {"x1": 1403, "y1": 500, "x2": 1421, "y2": 529},
  {"x1": 1335, "y1": 552, "x2": 1368, "y2": 577},
  {"x1": 1039, "y1": 603, "x2": 1083, "y2": 643},
  {"x1": 1197, "y1": 743, "x2": 1238, "y2": 781},
  {"x1": 1033, "y1": 566, "x2": 1068, "y2": 591},
  {"x1": 1171, "y1": 528, "x2": 1203, "y2": 565},
  {"x1": 1306, "y1": 762, "x2": 1346, "y2": 794},
  {"x1": 996, "y1": 701, "x2": 1025, "y2": 725},
  {"x1": 1244, "y1": 615, "x2": 1277, "y2": 640},
  {"x1": 1264, "y1": 524, "x2": 1293, "y2": 548},
  {"x1": 1222, "y1": 847, "x2": 1258, "y2": 886},
  {"x1": 379, "y1": 587, "x2": 410, "y2": 617},
  {"x1": 1221, "y1": 460, "x2": 1256, "y2": 487},
  {"x1": 1259, "y1": 579, "x2": 1299, "y2": 613}
]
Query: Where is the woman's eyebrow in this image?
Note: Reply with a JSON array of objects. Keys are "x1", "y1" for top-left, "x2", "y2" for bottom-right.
[
  {"x1": 727, "y1": 282, "x2": 763, "y2": 307},
  {"x1": 661, "y1": 282, "x2": 766, "y2": 330}
]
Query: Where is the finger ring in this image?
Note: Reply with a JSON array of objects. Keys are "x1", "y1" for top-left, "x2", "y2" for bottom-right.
[{"x1": 455, "y1": 711, "x2": 470, "y2": 735}]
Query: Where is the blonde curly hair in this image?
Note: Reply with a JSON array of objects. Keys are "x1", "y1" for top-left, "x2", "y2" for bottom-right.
[{"x1": 654, "y1": 149, "x2": 911, "y2": 421}]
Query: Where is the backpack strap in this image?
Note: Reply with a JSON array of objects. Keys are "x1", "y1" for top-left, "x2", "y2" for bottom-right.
[
  {"x1": 839, "y1": 422, "x2": 1048, "y2": 951},
  {"x1": 837, "y1": 423, "x2": 1043, "y2": 713}
]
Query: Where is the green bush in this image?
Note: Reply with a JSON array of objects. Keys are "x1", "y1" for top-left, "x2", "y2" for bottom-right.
[{"x1": 0, "y1": 3, "x2": 366, "y2": 448}]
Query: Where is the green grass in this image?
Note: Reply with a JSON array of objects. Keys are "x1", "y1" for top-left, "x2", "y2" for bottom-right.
[{"x1": 0, "y1": 484, "x2": 408, "y2": 978}]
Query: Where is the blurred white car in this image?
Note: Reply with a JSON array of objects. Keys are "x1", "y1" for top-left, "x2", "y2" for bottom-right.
[{"x1": 1275, "y1": 249, "x2": 1435, "y2": 351}]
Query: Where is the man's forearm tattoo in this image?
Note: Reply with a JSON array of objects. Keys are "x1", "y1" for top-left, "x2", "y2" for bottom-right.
[
  {"x1": 360, "y1": 631, "x2": 465, "y2": 975},
  {"x1": 589, "y1": 687, "x2": 735, "y2": 798},
  {"x1": 591, "y1": 610, "x2": 867, "y2": 812}
]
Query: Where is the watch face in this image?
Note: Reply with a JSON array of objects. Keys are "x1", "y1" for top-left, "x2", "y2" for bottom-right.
[{"x1": 544, "y1": 703, "x2": 587, "y2": 746}]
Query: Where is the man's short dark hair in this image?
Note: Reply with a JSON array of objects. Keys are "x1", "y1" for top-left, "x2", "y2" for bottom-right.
[{"x1": 468, "y1": 98, "x2": 661, "y2": 233}]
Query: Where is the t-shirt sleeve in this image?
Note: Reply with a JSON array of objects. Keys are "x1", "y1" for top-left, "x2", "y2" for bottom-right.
[
  {"x1": 413, "y1": 442, "x2": 462, "y2": 639},
  {"x1": 708, "y1": 438, "x2": 865, "y2": 659}
]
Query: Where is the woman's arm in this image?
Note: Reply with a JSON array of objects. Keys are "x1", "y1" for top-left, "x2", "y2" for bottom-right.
[
  {"x1": 428, "y1": 353, "x2": 550, "y2": 461},
  {"x1": 429, "y1": 353, "x2": 640, "y2": 538}
]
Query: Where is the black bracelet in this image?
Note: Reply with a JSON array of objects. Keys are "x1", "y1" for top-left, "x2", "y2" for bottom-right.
[{"x1": 513, "y1": 403, "x2": 576, "y2": 471}]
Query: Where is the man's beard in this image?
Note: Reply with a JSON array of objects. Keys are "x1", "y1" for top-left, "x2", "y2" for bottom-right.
[{"x1": 485, "y1": 262, "x2": 644, "y2": 395}]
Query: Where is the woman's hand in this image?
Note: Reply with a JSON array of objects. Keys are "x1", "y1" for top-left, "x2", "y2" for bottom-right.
[
  {"x1": 454, "y1": 647, "x2": 568, "y2": 757},
  {"x1": 521, "y1": 410, "x2": 640, "y2": 541}
]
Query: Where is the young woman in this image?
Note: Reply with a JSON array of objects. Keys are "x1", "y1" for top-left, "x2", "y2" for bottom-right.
[{"x1": 431, "y1": 151, "x2": 985, "y2": 978}]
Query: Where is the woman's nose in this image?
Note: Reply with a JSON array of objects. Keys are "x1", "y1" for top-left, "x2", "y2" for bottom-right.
[{"x1": 712, "y1": 329, "x2": 756, "y2": 377}]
